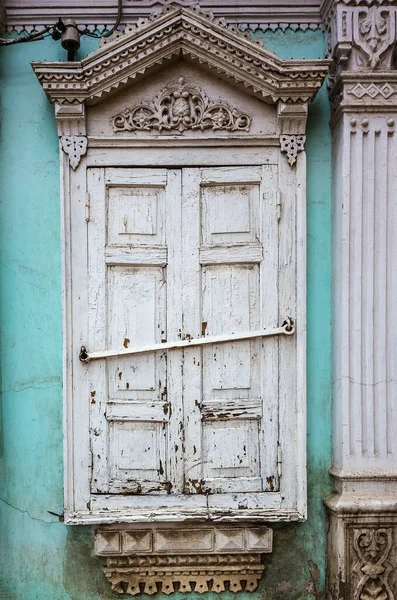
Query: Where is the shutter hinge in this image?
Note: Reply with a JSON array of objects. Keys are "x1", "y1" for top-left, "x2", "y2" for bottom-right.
[
  {"x1": 276, "y1": 190, "x2": 282, "y2": 222},
  {"x1": 277, "y1": 445, "x2": 282, "y2": 478},
  {"x1": 85, "y1": 194, "x2": 91, "y2": 222}
]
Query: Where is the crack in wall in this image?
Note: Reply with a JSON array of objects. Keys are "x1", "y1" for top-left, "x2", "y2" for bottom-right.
[{"x1": 0, "y1": 497, "x2": 58, "y2": 524}]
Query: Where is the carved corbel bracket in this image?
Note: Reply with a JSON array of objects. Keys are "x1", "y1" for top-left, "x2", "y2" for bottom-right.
[
  {"x1": 277, "y1": 101, "x2": 308, "y2": 166},
  {"x1": 55, "y1": 100, "x2": 87, "y2": 169},
  {"x1": 279, "y1": 135, "x2": 306, "y2": 166},
  {"x1": 60, "y1": 136, "x2": 87, "y2": 170},
  {"x1": 95, "y1": 524, "x2": 272, "y2": 596}
]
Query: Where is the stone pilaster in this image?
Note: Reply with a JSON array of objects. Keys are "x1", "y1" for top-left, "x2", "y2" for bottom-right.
[{"x1": 322, "y1": 1, "x2": 397, "y2": 598}]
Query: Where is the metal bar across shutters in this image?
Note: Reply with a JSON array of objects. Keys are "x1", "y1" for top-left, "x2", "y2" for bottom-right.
[{"x1": 79, "y1": 318, "x2": 295, "y2": 363}]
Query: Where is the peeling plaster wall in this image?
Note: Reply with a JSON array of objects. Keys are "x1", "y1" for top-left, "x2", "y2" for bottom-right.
[{"x1": 0, "y1": 29, "x2": 332, "y2": 600}]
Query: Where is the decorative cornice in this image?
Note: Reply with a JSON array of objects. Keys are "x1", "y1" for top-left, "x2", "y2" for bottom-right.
[
  {"x1": 31, "y1": 5, "x2": 329, "y2": 114},
  {"x1": 5, "y1": 0, "x2": 323, "y2": 32}
]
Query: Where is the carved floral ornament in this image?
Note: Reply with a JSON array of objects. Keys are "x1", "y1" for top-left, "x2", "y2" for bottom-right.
[
  {"x1": 112, "y1": 78, "x2": 251, "y2": 134},
  {"x1": 350, "y1": 527, "x2": 395, "y2": 600}
]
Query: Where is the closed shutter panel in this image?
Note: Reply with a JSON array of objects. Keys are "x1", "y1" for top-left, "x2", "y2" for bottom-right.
[
  {"x1": 87, "y1": 165, "x2": 280, "y2": 513},
  {"x1": 181, "y1": 167, "x2": 280, "y2": 499}
]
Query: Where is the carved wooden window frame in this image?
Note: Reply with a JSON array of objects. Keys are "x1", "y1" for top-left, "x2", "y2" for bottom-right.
[{"x1": 31, "y1": 5, "x2": 329, "y2": 526}]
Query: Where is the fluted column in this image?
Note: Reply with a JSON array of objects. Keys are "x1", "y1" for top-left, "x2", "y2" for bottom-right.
[{"x1": 322, "y1": 1, "x2": 397, "y2": 598}]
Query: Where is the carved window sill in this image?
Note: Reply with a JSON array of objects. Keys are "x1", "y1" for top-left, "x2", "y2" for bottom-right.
[{"x1": 95, "y1": 524, "x2": 272, "y2": 595}]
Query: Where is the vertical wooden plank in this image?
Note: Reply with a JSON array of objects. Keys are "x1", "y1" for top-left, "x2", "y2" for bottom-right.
[
  {"x1": 87, "y1": 167, "x2": 109, "y2": 494},
  {"x1": 67, "y1": 155, "x2": 91, "y2": 514},
  {"x1": 277, "y1": 151, "x2": 301, "y2": 512},
  {"x1": 260, "y1": 164, "x2": 280, "y2": 491},
  {"x1": 165, "y1": 169, "x2": 185, "y2": 494},
  {"x1": 295, "y1": 151, "x2": 307, "y2": 518},
  {"x1": 180, "y1": 168, "x2": 204, "y2": 493},
  {"x1": 182, "y1": 166, "x2": 280, "y2": 498}
]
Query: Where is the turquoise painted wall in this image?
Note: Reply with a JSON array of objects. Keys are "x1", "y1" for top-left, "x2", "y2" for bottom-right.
[{"x1": 0, "y1": 29, "x2": 332, "y2": 600}]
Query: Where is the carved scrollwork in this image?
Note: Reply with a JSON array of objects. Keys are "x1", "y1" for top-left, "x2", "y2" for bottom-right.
[
  {"x1": 112, "y1": 78, "x2": 251, "y2": 134},
  {"x1": 352, "y1": 528, "x2": 394, "y2": 600},
  {"x1": 279, "y1": 134, "x2": 306, "y2": 166}
]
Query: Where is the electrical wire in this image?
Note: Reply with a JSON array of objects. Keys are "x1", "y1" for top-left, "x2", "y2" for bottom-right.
[
  {"x1": 0, "y1": 0, "x2": 123, "y2": 46},
  {"x1": 0, "y1": 26, "x2": 52, "y2": 46},
  {"x1": 80, "y1": 0, "x2": 122, "y2": 38}
]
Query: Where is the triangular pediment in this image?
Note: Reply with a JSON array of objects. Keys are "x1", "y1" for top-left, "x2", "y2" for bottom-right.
[{"x1": 32, "y1": 5, "x2": 329, "y2": 107}]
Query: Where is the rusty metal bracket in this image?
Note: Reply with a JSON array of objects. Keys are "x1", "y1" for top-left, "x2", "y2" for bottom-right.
[{"x1": 79, "y1": 318, "x2": 295, "y2": 363}]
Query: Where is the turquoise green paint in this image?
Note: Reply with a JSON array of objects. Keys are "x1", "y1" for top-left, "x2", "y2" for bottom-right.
[{"x1": 0, "y1": 29, "x2": 331, "y2": 600}]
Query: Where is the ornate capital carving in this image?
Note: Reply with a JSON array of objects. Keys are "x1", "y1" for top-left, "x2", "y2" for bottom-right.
[
  {"x1": 322, "y1": 0, "x2": 397, "y2": 113},
  {"x1": 112, "y1": 78, "x2": 251, "y2": 134},
  {"x1": 95, "y1": 524, "x2": 272, "y2": 596},
  {"x1": 60, "y1": 135, "x2": 87, "y2": 169},
  {"x1": 323, "y1": 0, "x2": 397, "y2": 72},
  {"x1": 277, "y1": 101, "x2": 308, "y2": 164}
]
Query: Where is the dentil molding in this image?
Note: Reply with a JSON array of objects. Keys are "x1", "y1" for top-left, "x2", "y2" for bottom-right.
[{"x1": 4, "y1": 0, "x2": 323, "y2": 32}]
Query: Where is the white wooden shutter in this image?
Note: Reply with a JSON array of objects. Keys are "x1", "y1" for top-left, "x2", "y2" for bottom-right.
[
  {"x1": 87, "y1": 168, "x2": 184, "y2": 496},
  {"x1": 87, "y1": 165, "x2": 281, "y2": 513},
  {"x1": 180, "y1": 167, "x2": 279, "y2": 497}
]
